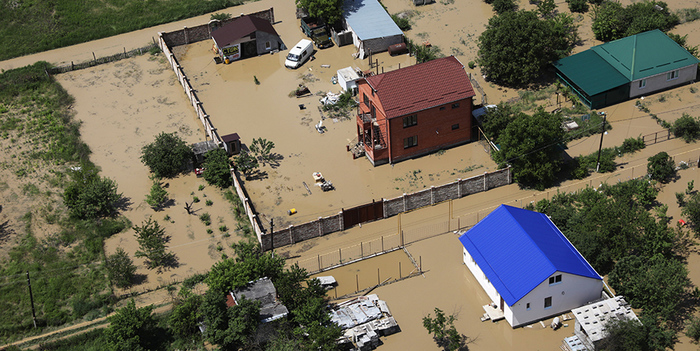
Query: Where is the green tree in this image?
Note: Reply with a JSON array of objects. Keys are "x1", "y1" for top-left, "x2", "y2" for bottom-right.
[
  {"x1": 537, "y1": 0, "x2": 556, "y2": 18},
  {"x1": 667, "y1": 33, "x2": 699, "y2": 57},
  {"x1": 391, "y1": 14, "x2": 411, "y2": 31},
  {"x1": 492, "y1": 0, "x2": 517, "y2": 14},
  {"x1": 647, "y1": 151, "x2": 675, "y2": 183},
  {"x1": 596, "y1": 316, "x2": 675, "y2": 351},
  {"x1": 672, "y1": 113, "x2": 700, "y2": 142},
  {"x1": 686, "y1": 316, "x2": 700, "y2": 342},
  {"x1": 566, "y1": 0, "x2": 589, "y2": 13},
  {"x1": 480, "y1": 103, "x2": 524, "y2": 143},
  {"x1": 407, "y1": 39, "x2": 442, "y2": 63},
  {"x1": 234, "y1": 151, "x2": 259, "y2": 179},
  {"x1": 140, "y1": 132, "x2": 193, "y2": 178},
  {"x1": 106, "y1": 247, "x2": 137, "y2": 288},
  {"x1": 422, "y1": 308, "x2": 468, "y2": 351},
  {"x1": 249, "y1": 137, "x2": 275, "y2": 164},
  {"x1": 682, "y1": 192, "x2": 700, "y2": 236},
  {"x1": 201, "y1": 289, "x2": 261, "y2": 351},
  {"x1": 145, "y1": 177, "x2": 168, "y2": 210},
  {"x1": 169, "y1": 294, "x2": 204, "y2": 343},
  {"x1": 295, "y1": 0, "x2": 344, "y2": 25},
  {"x1": 477, "y1": 10, "x2": 578, "y2": 87},
  {"x1": 202, "y1": 148, "x2": 232, "y2": 188},
  {"x1": 206, "y1": 240, "x2": 284, "y2": 295},
  {"x1": 293, "y1": 296, "x2": 342, "y2": 351},
  {"x1": 591, "y1": 0, "x2": 678, "y2": 42},
  {"x1": 63, "y1": 167, "x2": 122, "y2": 219},
  {"x1": 103, "y1": 299, "x2": 156, "y2": 351},
  {"x1": 609, "y1": 254, "x2": 691, "y2": 321},
  {"x1": 493, "y1": 108, "x2": 565, "y2": 190},
  {"x1": 133, "y1": 217, "x2": 177, "y2": 272}
]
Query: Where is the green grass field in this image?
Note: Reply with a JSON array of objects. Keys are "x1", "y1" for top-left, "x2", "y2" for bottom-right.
[{"x1": 0, "y1": 0, "x2": 246, "y2": 61}]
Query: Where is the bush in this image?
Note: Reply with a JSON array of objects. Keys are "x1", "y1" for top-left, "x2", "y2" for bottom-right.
[
  {"x1": 492, "y1": 0, "x2": 517, "y2": 14},
  {"x1": 567, "y1": 0, "x2": 588, "y2": 13},
  {"x1": 145, "y1": 177, "x2": 168, "y2": 210},
  {"x1": 134, "y1": 217, "x2": 177, "y2": 272},
  {"x1": 686, "y1": 316, "x2": 700, "y2": 341},
  {"x1": 140, "y1": 132, "x2": 193, "y2": 178},
  {"x1": 619, "y1": 137, "x2": 645, "y2": 154},
  {"x1": 672, "y1": 113, "x2": 700, "y2": 142},
  {"x1": 391, "y1": 14, "x2": 411, "y2": 31},
  {"x1": 647, "y1": 151, "x2": 675, "y2": 182},
  {"x1": 468, "y1": 61, "x2": 476, "y2": 69}
]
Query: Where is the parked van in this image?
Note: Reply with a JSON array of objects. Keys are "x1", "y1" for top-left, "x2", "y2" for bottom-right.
[{"x1": 285, "y1": 39, "x2": 313, "y2": 69}]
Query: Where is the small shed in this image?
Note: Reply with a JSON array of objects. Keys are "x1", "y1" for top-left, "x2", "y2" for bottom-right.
[
  {"x1": 337, "y1": 67, "x2": 361, "y2": 95},
  {"x1": 226, "y1": 277, "x2": 289, "y2": 323},
  {"x1": 221, "y1": 133, "x2": 241, "y2": 156},
  {"x1": 191, "y1": 140, "x2": 219, "y2": 165},
  {"x1": 342, "y1": 0, "x2": 404, "y2": 58},
  {"x1": 211, "y1": 15, "x2": 284, "y2": 62}
]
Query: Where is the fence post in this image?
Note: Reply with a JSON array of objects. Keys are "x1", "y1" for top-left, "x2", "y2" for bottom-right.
[
  {"x1": 403, "y1": 193, "x2": 407, "y2": 212},
  {"x1": 318, "y1": 217, "x2": 323, "y2": 237},
  {"x1": 317, "y1": 255, "x2": 321, "y2": 271},
  {"x1": 381, "y1": 236, "x2": 384, "y2": 251},
  {"x1": 339, "y1": 248, "x2": 342, "y2": 263},
  {"x1": 483, "y1": 171, "x2": 488, "y2": 191},
  {"x1": 457, "y1": 178, "x2": 462, "y2": 197},
  {"x1": 430, "y1": 186, "x2": 435, "y2": 205},
  {"x1": 361, "y1": 242, "x2": 363, "y2": 257}
]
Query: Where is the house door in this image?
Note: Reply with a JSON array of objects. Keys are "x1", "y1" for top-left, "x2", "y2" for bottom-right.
[{"x1": 500, "y1": 297, "x2": 504, "y2": 311}]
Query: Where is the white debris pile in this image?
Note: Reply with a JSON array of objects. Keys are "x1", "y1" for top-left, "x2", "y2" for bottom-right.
[
  {"x1": 320, "y1": 91, "x2": 341, "y2": 106},
  {"x1": 330, "y1": 294, "x2": 400, "y2": 350}
]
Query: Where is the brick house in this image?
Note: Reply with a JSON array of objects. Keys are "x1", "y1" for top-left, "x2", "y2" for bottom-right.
[{"x1": 354, "y1": 56, "x2": 475, "y2": 166}]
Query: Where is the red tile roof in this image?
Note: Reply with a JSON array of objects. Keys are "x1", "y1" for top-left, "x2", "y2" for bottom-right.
[
  {"x1": 365, "y1": 56, "x2": 475, "y2": 119},
  {"x1": 212, "y1": 15, "x2": 279, "y2": 48}
]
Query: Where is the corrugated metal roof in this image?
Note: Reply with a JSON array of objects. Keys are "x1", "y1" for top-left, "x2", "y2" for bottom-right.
[
  {"x1": 552, "y1": 50, "x2": 629, "y2": 96},
  {"x1": 343, "y1": 0, "x2": 403, "y2": 41},
  {"x1": 212, "y1": 15, "x2": 279, "y2": 48},
  {"x1": 459, "y1": 205, "x2": 601, "y2": 306},
  {"x1": 553, "y1": 30, "x2": 699, "y2": 96},
  {"x1": 365, "y1": 56, "x2": 475, "y2": 119}
]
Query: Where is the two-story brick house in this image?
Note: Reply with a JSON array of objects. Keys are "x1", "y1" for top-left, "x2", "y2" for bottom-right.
[{"x1": 354, "y1": 56, "x2": 475, "y2": 166}]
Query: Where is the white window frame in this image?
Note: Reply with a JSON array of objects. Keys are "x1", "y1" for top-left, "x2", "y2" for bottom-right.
[
  {"x1": 639, "y1": 79, "x2": 646, "y2": 89},
  {"x1": 667, "y1": 70, "x2": 680, "y2": 81}
]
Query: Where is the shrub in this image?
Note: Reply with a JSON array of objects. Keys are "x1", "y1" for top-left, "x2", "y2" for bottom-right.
[
  {"x1": 140, "y1": 132, "x2": 193, "y2": 178},
  {"x1": 686, "y1": 317, "x2": 700, "y2": 341},
  {"x1": 206, "y1": 199, "x2": 213, "y2": 206},
  {"x1": 619, "y1": 137, "x2": 645, "y2": 154},
  {"x1": 145, "y1": 177, "x2": 168, "y2": 210},
  {"x1": 391, "y1": 14, "x2": 411, "y2": 31},
  {"x1": 647, "y1": 151, "x2": 675, "y2": 182},
  {"x1": 210, "y1": 12, "x2": 231, "y2": 21},
  {"x1": 200, "y1": 213, "x2": 211, "y2": 223},
  {"x1": 134, "y1": 217, "x2": 177, "y2": 272},
  {"x1": 468, "y1": 61, "x2": 476, "y2": 69},
  {"x1": 63, "y1": 167, "x2": 122, "y2": 219},
  {"x1": 672, "y1": 113, "x2": 700, "y2": 142},
  {"x1": 492, "y1": 0, "x2": 517, "y2": 14},
  {"x1": 106, "y1": 247, "x2": 137, "y2": 288},
  {"x1": 567, "y1": 0, "x2": 588, "y2": 13},
  {"x1": 203, "y1": 148, "x2": 233, "y2": 188}
]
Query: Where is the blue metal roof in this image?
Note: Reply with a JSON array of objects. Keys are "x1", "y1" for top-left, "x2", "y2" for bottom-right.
[
  {"x1": 343, "y1": 0, "x2": 403, "y2": 41},
  {"x1": 459, "y1": 205, "x2": 601, "y2": 306}
]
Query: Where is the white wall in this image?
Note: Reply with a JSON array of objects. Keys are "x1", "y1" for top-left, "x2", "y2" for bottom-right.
[
  {"x1": 629, "y1": 63, "x2": 697, "y2": 98},
  {"x1": 462, "y1": 248, "x2": 603, "y2": 328},
  {"x1": 509, "y1": 273, "x2": 603, "y2": 327}
]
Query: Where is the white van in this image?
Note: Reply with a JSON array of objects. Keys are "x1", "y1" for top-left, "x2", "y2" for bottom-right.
[{"x1": 285, "y1": 39, "x2": 313, "y2": 69}]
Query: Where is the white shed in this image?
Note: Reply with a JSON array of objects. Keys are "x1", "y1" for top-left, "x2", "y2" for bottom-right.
[
  {"x1": 337, "y1": 67, "x2": 361, "y2": 95},
  {"x1": 459, "y1": 205, "x2": 603, "y2": 328}
]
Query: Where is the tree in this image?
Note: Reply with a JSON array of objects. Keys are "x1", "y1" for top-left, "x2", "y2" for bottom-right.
[
  {"x1": 422, "y1": 308, "x2": 469, "y2": 351},
  {"x1": 201, "y1": 289, "x2": 261, "y2": 351},
  {"x1": 106, "y1": 247, "x2": 137, "y2": 288},
  {"x1": 206, "y1": 240, "x2": 284, "y2": 295},
  {"x1": 140, "y1": 132, "x2": 193, "y2": 178},
  {"x1": 608, "y1": 254, "x2": 691, "y2": 321},
  {"x1": 647, "y1": 151, "x2": 675, "y2": 182},
  {"x1": 591, "y1": 1, "x2": 678, "y2": 42},
  {"x1": 492, "y1": 0, "x2": 517, "y2": 15},
  {"x1": 407, "y1": 39, "x2": 442, "y2": 63},
  {"x1": 169, "y1": 294, "x2": 204, "y2": 343},
  {"x1": 477, "y1": 10, "x2": 578, "y2": 87},
  {"x1": 133, "y1": 217, "x2": 177, "y2": 272},
  {"x1": 672, "y1": 113, "x2": 700, "y2": 142},
  {"x1": 103, "y1": 299, "x2": 156, "y2": 351},
  {"x1": 202, "y1": 148, "x2": 232, "y2": 188},
  {"x1": 480, "y1": 103, "x2": 524, "y2": 143},
  {"x1": 493, "y1": 108, "x2": 565, "y2": 190},
  {"x1": 63, "y1": 167, "x2": 122, "y2": 219},
  {"x1": 667, "y1": 33, "x2": 699, "y2": 57},
  {"x1": 145, "y1": 177, "x2": 168, "y2": 210},
  {"x1": 234, "y1": 151, "x2": 259, "y2": 179},
  {"x1": 293, "y1": 296, "x2": 342, "y2": 351},
  {"x1": 295, "y1": 0, "x2": 344, "y2": 25},
  {"x1": 682, "y1": 192, "x2": 700, "y2": 236},
  {"x1": 566, "y1": 0, "x2": 589, "y2": 13},
  {"x1": 249, "y1": 137, "x2": 276, "y2": 164},
  {"x1": 596, "y1": 316, "x2": 675, "y2": 351},
  {"x1": 537, "y1": 0, "x2": 556, "y2": 18}
]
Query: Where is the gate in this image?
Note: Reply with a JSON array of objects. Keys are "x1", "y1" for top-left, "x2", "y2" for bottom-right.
[{"x1": 342, "y1": 199, "x2": 384, "y2": 229}]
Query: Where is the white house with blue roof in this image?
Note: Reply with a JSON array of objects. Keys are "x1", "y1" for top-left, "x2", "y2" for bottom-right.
[
  {"x1": 342, "y1": 0, "x2": 404, "y2": 58},
  {"x1": 459, "y1": 205, "x2": 603, "y2": 328}
]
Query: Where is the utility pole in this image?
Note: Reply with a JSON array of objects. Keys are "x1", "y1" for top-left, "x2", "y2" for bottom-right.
[
  {"x1": 595, "y1": 112, "x2": 607, "y2": 173},
  {"x1": 269, "y1": 218, "x2": 274, "y2": 250},
  {"x1": 26, "y1": 271, "x2": 37, "y2": 328}
]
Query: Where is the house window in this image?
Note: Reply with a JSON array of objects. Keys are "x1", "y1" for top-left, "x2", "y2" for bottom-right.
[
  {"x1": 265, "y1": 41, "x2": 271, "y2": 50},
  {"x1": 667, "y1": 70, "x2": 680, "y2": 80},
  {"x1": 363, "y1": 93, "x2": 369, "y2": 107},
  {"x1": 526, "y1": 303, "x2": 531, "y2": 311},
  {"x1": 452, "y1": 124, "x2": 459, "y2": 130},
  {"x1": 440, "y1": 106, "x2": 446, "y2": 111},
  {"x1": 452, "y1": 102, "x2": 460, "y2": 109},
  {"x1": 544, "y1": 296, "x2": 552, "y2": 309},
  {"x1": 403, "y1": 114, "x2": 418, "y2": 128},
  {"x1": 548, "y1": 274, "x2": 562, "y2": 285},
  {"x1": 639, "y1": 79, "x2": 646, "y2": 88},
  {"x1": 403, "y1": 136, "x2": 417, "y2": 149}
]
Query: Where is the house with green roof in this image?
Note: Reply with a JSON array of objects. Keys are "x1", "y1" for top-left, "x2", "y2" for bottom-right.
[{"x1": 553, "y1": 29, "x2": 699, "y2": 109}]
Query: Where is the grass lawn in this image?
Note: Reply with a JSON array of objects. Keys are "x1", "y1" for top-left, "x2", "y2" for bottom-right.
[{"x1": 0, "y1": 0, "x2": 246, "y2": 61}]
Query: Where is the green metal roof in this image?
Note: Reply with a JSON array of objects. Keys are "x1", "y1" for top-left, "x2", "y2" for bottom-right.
[
  {"x1": 552, "y1": 50, "x2": 629, "y2": 96},
  {"x1": 554, "y1": 30, "x2": 699, "y2": 96}
]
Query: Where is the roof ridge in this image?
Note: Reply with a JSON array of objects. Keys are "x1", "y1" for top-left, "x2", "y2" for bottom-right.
[{"x1": 504, "y1": 206, "x2": 558, "y2": 275}]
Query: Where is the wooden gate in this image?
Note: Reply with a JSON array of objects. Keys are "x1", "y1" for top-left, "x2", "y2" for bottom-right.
[{"x1": 342, "y1": 199, "x2": 384, "y2": 229}]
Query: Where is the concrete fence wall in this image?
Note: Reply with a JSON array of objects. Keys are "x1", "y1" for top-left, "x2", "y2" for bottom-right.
[{"x1": 261, "y1": 166, "x2": 511, "y2": 250}]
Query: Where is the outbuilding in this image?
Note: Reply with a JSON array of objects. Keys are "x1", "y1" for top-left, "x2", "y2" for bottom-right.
[
  {"x1": 211, "y1": 14, "x2": 284, "y2": 62},
  {"x1": 554, "y1": 29, "x2": 699, "y2": 109},
  {"x1": 459, "y1": 205, "x2": 603, "y2": 328},
  {"x1": 337, "y1": 66, "x2": 361, "y2": 95},
  {"x1": 340, "y1": 0, "x2": 404, "y2": 58}
]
